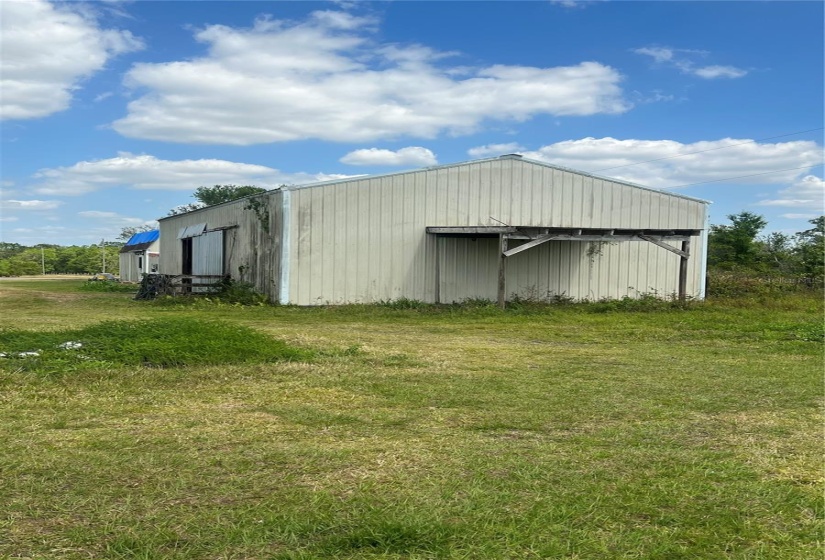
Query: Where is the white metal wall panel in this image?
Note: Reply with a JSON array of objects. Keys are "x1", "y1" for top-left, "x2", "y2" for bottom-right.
[
  {"x1": 192, "y1": 230, "x2": 223, "y2": 276},
  {"x1": 190, "y1": 230, "x2": 223, "y2": 293},
  {"x1": 118, "y1": 254, "x2": 137, "y2": 283},
  {"x1": 437, "y1": 237, "x2": 704, "y2": 303},
  {"x1": 285, "y1": 157, "x2": 708, "y2": 305}
]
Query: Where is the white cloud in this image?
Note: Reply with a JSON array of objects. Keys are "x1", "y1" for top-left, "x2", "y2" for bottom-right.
[
  {"x1": 0, "y1": 0, "x2": 143, "y2": 120},
  {"x1": 549, "y1": 0, "x2": 601, "y2": 8},
  {"x1": 1, "y1": 199, "x2": 63, "y2": 211},
  {"x1": 340, "y1": 147, "x2": 437, "y2": 166},
  {"x1": 0, "y1": 216, "x2": 19, "y2": 222},
  {"x1": 634, "y1": 47, "x2": 676, "y2": 63},
  {"x1": 78, "y1": 210, "x2": 122, "y2": 219},
  {"x1": 780, "y1": 213, "x2": 819, "y2": 220},
  {"x1": 632, "y1": 90, "x2": 676, "y2": 104},
  {"x1": 634, "y1": 46, "x2": 747, "y2": 80},
  {"x1": 691, "y1": 65, "x2": 748, "y2": 80},
  {"x1": 112, "y1": 11, "x2": 629, "y2": 145},
  {"x1": 757, "y1": 175, "x2": 825, "y2": 210},
  {"x1": 78, "y1": 210, "x2": 156, "y2": 228},
  {"x1": 520, "y1": 137, "x2": 823, "y2": 188},
  {"x1": 12, "y1": 226, "x2": 66, "y2": 234},
  {"x1": 30, "y1": 152, "x2": 352, "y2": 196},
  {"x1": 467, "y1": 143, "x2": 526, "y2": 158}
]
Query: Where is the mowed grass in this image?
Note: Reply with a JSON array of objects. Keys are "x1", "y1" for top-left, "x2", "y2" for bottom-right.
[{"x1": 0, "y1": 281, "x2": 822, "y2": 559}]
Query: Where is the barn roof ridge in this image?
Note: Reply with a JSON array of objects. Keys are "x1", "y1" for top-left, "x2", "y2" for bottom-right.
[
  {"x1": 158, "y1": 155, "x2": 710, "y2": 221},
  {"x1": 283, "y1": 154, "x2": 712, "y2": 204}
]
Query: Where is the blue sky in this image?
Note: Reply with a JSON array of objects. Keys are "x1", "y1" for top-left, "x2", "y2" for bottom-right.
[{"x1": 1, "y1": 0, "x2": 823, "y2": 246}]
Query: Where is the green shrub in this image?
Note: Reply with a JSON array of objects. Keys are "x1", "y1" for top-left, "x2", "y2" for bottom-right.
[
  {"x1": 375, "y1": 297, "x2": 430, "y2": 310},
  {"x1": 706, "y1": 270, "x2": 823, "y2": 299},
  {"x1": 211, "y1": 278, "x2": 269, "y2": 306},
  {"x1": 78, "y1": 280, "x2": 136, "y2": 293}
]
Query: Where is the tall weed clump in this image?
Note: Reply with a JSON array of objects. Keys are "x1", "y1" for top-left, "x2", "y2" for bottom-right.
[
  {"x1": 706, "y1": 270, "x2": 824, "y2": 299},
  {"x1": 211, "y1": 278, "x2": 269, "y2": 306},
  {"x1": 79, "y1": 280, "x2": 136, "y2": 293}
]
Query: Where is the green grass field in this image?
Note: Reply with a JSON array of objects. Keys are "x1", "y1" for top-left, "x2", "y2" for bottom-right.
[{"x1": 0, "y1": 280, "x2": 822, "y2": 559}]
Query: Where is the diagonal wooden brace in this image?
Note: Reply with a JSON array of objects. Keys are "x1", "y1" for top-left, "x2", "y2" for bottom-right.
[
  {"x1": 502, "y1": 234, "x2": 562, "y2": 257},
  {"x1": 637, "y1": 234, "x2": 689, "y2": 258}
]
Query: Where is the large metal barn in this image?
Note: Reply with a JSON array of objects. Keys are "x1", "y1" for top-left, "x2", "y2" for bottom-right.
[{"x1": 158, "y1": 155, "x2": 709, "y2": 306}]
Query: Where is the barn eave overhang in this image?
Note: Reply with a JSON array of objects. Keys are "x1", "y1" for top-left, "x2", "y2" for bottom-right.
[
  {"x1": 426, "y1": 226, "x2": 701, "y2": 241},
  {"x1": 426, "y1": 226, "x2": 699, "y2": 307}
]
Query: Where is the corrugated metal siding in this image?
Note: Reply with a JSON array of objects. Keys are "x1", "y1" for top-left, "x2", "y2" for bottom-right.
[
  {"x1": 437, "y1": 237, "x2": 703, "y2": 303},
  {"x1": 190, "y1": 230, "x2": 223, "y2": 293},
  {"x1": 119, "y1": 253, "x2": 138, "y2": 283},
  {"x1": 287, "y1": 158, "x2": 707, "y2": 304},
  {"x1": 158, "y1": 191, "x2": 283, "y2": 300},
  {"x1": 193, "y1": 230, "x2": 223, "y2": 276}
]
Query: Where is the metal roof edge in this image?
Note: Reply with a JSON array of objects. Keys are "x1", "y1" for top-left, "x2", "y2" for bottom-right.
[
  {"x1": 281, "y1": 155, "x2": 712, "y2": 205},
  {"x1": 513, "y1": 156, "x2": 712, "y2": 204},
  {"x1": 157, "y1": 188, "x2": 282, "y2": 221},
  {"x1": 159, "y1": 156, "x2": 711, "y2": 222},
  {"x1": 123, "y1": 229, "x2": 159, "y2": 246}
]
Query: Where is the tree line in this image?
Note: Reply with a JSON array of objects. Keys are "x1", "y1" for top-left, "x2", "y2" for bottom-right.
[
  {"x1": 708, "y1": 213, "x2": 823, "y2": 280},
  {"x1": 0, "y1": 242, "x2": 122, "y2": 277},
  {"x1": 0, "y1": 186, "x2": 267, "y2": 277}
]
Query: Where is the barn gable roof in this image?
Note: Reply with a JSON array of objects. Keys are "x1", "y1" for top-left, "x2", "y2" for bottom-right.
[
  {"x1": 283, "y1": 154, "x2": 711, "y2": 204},
  {"x1": 158, "y1": 155, "x2": 710, "y2": 222}
]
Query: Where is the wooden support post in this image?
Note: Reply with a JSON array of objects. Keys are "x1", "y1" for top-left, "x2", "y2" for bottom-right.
[
  {"x1": 498, "y1": 234, "x2": 508, "y2": 309},
  {"x1": 678, "y1": 238, "x2": 691, "y2": 300},
  {"x1": 434, "y1": 236, "x2": 441, "y2": 304}
]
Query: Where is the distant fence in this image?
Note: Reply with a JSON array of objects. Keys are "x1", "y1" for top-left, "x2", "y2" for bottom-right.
[{"x1": 135, "y1": 274, "x2": 227, "y2": 300}]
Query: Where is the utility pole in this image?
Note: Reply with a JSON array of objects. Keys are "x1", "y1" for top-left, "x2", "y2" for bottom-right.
[{"x1": 101, "y1": 239, "x2": 106, "y2": 273}]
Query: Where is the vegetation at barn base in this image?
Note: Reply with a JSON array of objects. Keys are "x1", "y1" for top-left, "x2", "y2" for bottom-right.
[{"x1": 0, "y1": 280, "x2": 821, "y2": 559}]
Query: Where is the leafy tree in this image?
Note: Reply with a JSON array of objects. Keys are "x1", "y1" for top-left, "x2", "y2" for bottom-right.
[
  {"x1": 167, "y1": 185, "x2": 267, "y2": 216},
  {"x1": 793, "y1": 216, "x2": 824, "y2": 279},
  {"x1": 707, "y1": 211, "x2": 768, "y2": 269},
  {"x1": 0, "y1": 242, "x2": 25, "y2": 260},
  {"x1": 193, "y1": 185, "x2": 267, "y2": 206},
  {"x1": 6, "y1": 257, "x2": 40, "y2": 276},
  {"x1": 757, "y1": 231, "x2": 799, "y2": 275},
  {"x1": 167, "y1": 203, "x2": 203, "y2": 217}
]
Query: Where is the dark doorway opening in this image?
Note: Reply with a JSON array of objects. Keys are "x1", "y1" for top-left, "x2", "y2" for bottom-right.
[{"x1": 181, "y1": 238, "x2": 193, "y2": 292}]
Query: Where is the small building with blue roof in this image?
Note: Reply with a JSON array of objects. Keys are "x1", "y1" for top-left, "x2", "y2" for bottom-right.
[{"x1": 119, "y1": 230, "x2": 160, "y2": 282}]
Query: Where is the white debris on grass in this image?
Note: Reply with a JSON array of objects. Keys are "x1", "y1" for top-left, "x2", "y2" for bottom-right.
[
  {"x1": 1, "y1": 341, "x2": 84, "y2": 359},
  {"x1": 0, "y1": 350, "x2": 42, "y2": 358}
]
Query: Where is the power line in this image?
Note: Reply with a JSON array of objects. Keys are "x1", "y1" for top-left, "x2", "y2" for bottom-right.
[
  {"x1": 666, "y1": 163, "x2": 823, "y2": 189},
  {"x1": 592, "y1": 127, "x2": 824, "y2": 172}
]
